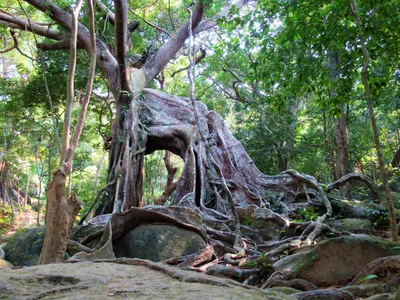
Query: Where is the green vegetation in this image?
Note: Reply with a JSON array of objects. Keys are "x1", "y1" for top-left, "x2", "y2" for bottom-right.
[{"x1": 0, "y1": 0, "x2": 399, "y2": 236}]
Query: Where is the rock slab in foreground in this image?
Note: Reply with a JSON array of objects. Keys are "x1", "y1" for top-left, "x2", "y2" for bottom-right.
[{"x1": 0, "y1": 261, "x2": 294, "y2": 300}]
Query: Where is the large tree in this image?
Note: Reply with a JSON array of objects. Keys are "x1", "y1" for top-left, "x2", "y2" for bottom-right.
[{"x1": 2, "y1": 0, "x2": 394, "y2": 262}]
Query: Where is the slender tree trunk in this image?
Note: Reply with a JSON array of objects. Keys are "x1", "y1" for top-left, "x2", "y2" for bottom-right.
[
  {"x1": 335, "y1": 105, "x2": 349, "y2": 197},
  {"x1": 391, "y1": 147, "x2": 400, "y2": 168},
  {"x1": 154, "y1": 151, "x2": 178, "y2": 206},
  {"x1": 38, "y1": 0, "x2": 97, "y2": 264},
  {"x1": 24, "y1": 174, "x2": 30, "y2": 207},
  {"x1": 370, "y1": 151, "x2": 376, "y2": 183},
  {"x1": 60, "y1": 0, "x2": 83, "y2": 163},
  {"x1": 93, "y1": 151, "x2": 107, "y2": 201},
  {"x1": 38, "y1": 171, "x2": 81, "y2": 264},
  {"x1": 329, "y1": 51, "x2": 349, "y2": 196},
  {"x1": 335, "y1": 106, "x2": 349, "y2": 179},
  {"x1": 350, "y1": 0, "x2": 398, "y2": 241}
]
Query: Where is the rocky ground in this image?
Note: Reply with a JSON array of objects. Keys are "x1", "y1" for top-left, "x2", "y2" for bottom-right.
[
  {"x1": 1, "y1": 193, "x2": 400, "y2": 299},
  {"x1": 0, "y1": 260, "x2": 291, "y2": 299}
]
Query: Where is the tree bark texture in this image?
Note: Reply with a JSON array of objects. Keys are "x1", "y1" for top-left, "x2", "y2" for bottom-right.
[
  {"x1": 38, "y1": 170, "x2": 81, "y2": 264},
  {"x1": 391, "y1": 147, "x2": 400, "y2": 168},
  {"x1": 350, "y1": 0, "x2": 398, "y2": 241},
  {"x1": 327, "y1": 172, "x2": 381, "y2": 203},
  {"x1": 329, "y1": 52, "x2": 349, "y2": 194},
  {"x1": 154, "y1": 151, "x2": 178, "y2": 206},
  {"x1": 38, "y1": 0, "x2": 98, "y2": 264},
  {"x1": 96, "y1": 88, "x2": 327, "y2": 217}
]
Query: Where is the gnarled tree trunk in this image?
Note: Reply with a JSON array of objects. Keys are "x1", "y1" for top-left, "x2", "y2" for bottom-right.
[{"x1": 95, "y1": 88, "x2": 325, "y2": 218}]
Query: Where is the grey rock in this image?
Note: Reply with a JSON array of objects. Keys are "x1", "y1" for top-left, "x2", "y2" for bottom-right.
[
  {"x1": 274, "y1": 235, "x2": 400, "y2": 287},
  {"x1": 333, "y1": 218, "x2": 372, "y2": 231},
  {"x1": 251, "y1": 208, "x2": 287, "y2": 241},
  {"x1": 0, "y1": 261, "x2": 294, "y2": 299},
  {"x1": 113, "y1": 224, "x2": 206, "y2": 261},
  {"x1": 0, "y1": 259, "x2": 13, "y2": 268},
  {"x1": 4, "y1": 226, "x2": 45, "y2": 266}
]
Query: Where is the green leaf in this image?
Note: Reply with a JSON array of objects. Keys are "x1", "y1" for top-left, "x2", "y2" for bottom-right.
[{"x1": 357, "y1": 274, "x2": 378, "y2": 284}]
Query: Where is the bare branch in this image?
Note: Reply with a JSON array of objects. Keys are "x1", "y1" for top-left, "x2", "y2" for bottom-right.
[
  {"x1": 0, "y1": 11, "x2": 67, "y2": 40},
  {"x1": 65, "y1": 0, "x2": 97, "y2": 165},
  {"x1": 24, "y1": 0, "x2": 90, "y2": 47},
  {"x1": 168, "y1": 0, "x2": 176, "y2": 31},
  {"x1": 195, "y1": 0, "x2": 253, "y2": 34},
  {"x1": 2, "y1": 30, "x2": 35, "y2": 60},
  {"x1": 93, "y1": 0, "x2": 115, "y2": 25},
  {"x1": 37, "y1": 39, "x2": 85, "y2": 51},
  {"x1": 143, "y1": 3, "x2": 205, "y2": 85},
  {"x1": 60, "y1": 0, "x2": 84, "y2": 163},
  {"x1": 0, "y1": 35, "x2": 17, "y2": 54},
  {"x1": 23, "y1": 0, "x2": 118, "y2": 92},
  {"x1": 170, "y1": 48, "x2": 206, "y2": 77},
  {"x1": 143, "y1": 18, "x2": 170, "y2": 36}
]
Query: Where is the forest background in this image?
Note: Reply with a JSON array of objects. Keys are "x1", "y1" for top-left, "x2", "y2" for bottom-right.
[{"x1": 0, "y1": 0, "x2": 399, "y2": 235}]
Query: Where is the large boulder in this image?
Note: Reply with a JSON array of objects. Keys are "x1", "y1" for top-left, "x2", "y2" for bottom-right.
[
  {"x1": 274, "y1": 235, "x2": 400, "y2": 287},
  {"x1": 0, "y1": 259, "x2": 13, "y2": 268},
  {"x1": 78, "y1": 206, "x2": 209, "y2": 262},
  {"x1": 113, "y1": 224, "x2": 206, "y2": 261},
  {"x1": 3, "y1": 225, "x2": 104, "y2": 266},
  {"x1": 3, "y1": 226, "x2": 45, "y2": 266},
  {"x1": 333, "y1": 218, "x2": 373, "y2": 231},
  {"x1": 251, "y1": 208, "x2": 287, "y2": 241}
]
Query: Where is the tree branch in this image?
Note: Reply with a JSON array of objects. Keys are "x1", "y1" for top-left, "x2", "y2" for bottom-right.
[
  {"x1": 0, "y1": 11, "x2": 67, "y2": 41},
  {"x1": 114, "y1": 0, "x2": 133, "y2": 104},
  {"x1": 23, "y1": 0, "x2": 118, "y2": 92},
  {"x1": 2, "y1": 30, "x2": 35, "y2": 60},
  {"x1": 170, "y1": 48, "x2": 206, "y2": 77},
  {"x1": 327, "y1": 172, "x2": 381, "y2": 202},
  {"x1": 93, "y1": 0, "x2": 115, "y2": 25},
  {"x1": 195, "y1": 0, "x2": 253, "y2": 34},
  {"x1": 60, "y1": 0, "x2": 83, "y2": 163},
  {"x1": 65, "y1": 0, "x2": 97, "y2": 165},
  {"x1": 37, "y1": 39, "x2": 85, "y2": 51},
  {"x1": 143, "y1": 3, "x2": 205, "y2": 85},
  {"x1": 0, "y1": 35, "x2": 16, "y2": 54},
  {"x1": 143, "y1": 18, "x2": 170, "y2": 36}
]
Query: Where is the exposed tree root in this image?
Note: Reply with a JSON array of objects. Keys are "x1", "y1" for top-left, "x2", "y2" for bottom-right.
[
  {"x1": 31, "y1": 284, "x2": 88, "y2": 300},
  {"x1": 95, "y1": 89, "x2": 334, "y2": 229},
  {"x1": 261, "y1": 271, "x2": 318, "y2": 291},
  {"x1": 78, "y1": 228, "x2": 105, "y2": 245},
  {"x1": 223, "y1": 249, "x2": 246, "y2": 265},
  {"x1": 164, "y1": 245, "x2": 214, "y2": 268},
  {"x1": 257, "y1": 238, "x2": 298, "y2": 252},
  {"x1": 340, "y1": 280, "x2": 400, "y2": 298},
  {"x1": 67, "y1": 240, "x2": 95, "y2": 256},
  {"x1": 205, "y1": 264, "x2": 261, "y2": 281},
  {"x1": 181, "y1": 257, "x2": 219, "y2": 273},
  {"x1": 205, "y1": 226, "x2": 237, "y2": 245},
  {"x1": 154, "y1": 151, "x2": 178, "y2": 206},
  {"x1": 209, "y1": 237, "x2": 236, "y2": 254},
  {"x1": 327, "y1": 172, "x2": 381, "y2": 202},
  {"x1": 293, "y1": 289, "x2": 354, "y2": 300},
  {"x1": 85, "y1": 258, "x2": 276, "y2": 295}
]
